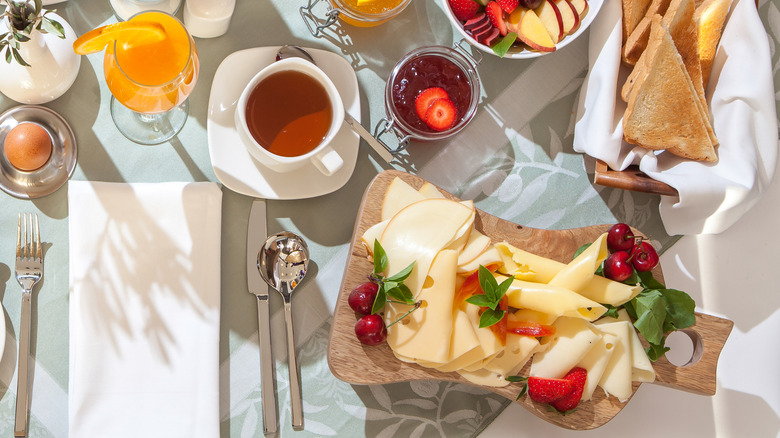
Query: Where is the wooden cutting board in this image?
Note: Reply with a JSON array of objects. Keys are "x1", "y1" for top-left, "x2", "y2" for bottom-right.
[{"x1": 327, "y1": 170, "x2": 733, "y2": 430}]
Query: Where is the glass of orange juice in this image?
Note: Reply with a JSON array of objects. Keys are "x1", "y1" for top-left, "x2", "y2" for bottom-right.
[
  {"x1": 73, "y1": 11, "x2": 199, "y2": 145},
  {"x1": 300, "y1": 0, "x2": 412, "y2": 37}
]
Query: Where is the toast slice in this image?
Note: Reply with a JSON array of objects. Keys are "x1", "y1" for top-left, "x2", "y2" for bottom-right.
[
  {"x1": 622, "y1": 0, "x2": 673, "y2": 65},
  {"x1": 623, "y1": 16, "x2": 718, "y2": 162},
  {"x1": 695, "y1": 0, "x2": 733, "y2": 88},
  {"x1": 622, "y1": 0, "x2": 653, "y2": 42}
]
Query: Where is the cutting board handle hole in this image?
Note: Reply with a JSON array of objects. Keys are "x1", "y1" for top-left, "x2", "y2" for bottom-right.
[{"x1": 664, "y1": 330, "x2": 703, "y2": 367}]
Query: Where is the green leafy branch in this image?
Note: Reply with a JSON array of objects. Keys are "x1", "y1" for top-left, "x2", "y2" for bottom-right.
[
  {"x1": 1, "y1": 0, "x2": 65, "y2": 66},
  {"x1": 369, "y1": 239, "x2": 417, "y2": 316},
  {"x1": 465, "y1": 265, "x2": 513, "y2": 328}
]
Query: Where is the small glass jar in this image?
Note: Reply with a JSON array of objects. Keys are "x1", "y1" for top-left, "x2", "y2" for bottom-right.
[
  {"x1": 374, "y1": 45, "x2": 481, "y2": 154},
  {"x1": 300, "y1": 0, "x2": 412, "y2": 37}
]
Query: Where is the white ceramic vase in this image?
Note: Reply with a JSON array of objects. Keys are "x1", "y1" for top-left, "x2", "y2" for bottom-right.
[{"x1": 0, "y1": 11, "x2": 80, "y2": 104}]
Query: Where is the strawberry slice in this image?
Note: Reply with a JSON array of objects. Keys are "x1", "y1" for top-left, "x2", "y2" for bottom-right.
[
  {"x1": 550, "y1": 367, "x2": 588, "y2": 413},
  {"x1": 527, "y1": 376, "x2": 574, "y2": 403},
  {"x1": 424, "y1": 98, "x2": 458, "y2": 132},
  {"x1": 496, "y1": 0, "x2": 519, "y2": 13},
  {"x1": 485, "y1": 1, "x2": 508, "y2": 36},
  {"x1": 414, "y1": 87, "x2": 450, "y2": 121},
  {"x1": 448, "y1": 0, "x2": 480, "y2": 21}
]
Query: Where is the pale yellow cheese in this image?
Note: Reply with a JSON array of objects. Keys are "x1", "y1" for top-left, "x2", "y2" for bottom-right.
[
  {"x1": 381, "y1": 177, "x2": 425, "y2": 221},
  {"x1": 549, "y1": 233, "x2": 609, "y2": 293},
  {"x1": 384, "y1": 250, "x2": 458, "y2": 364},
  {"x1": 505, "y1": 279, "x2": 607, "y2": 321},
  {"x1": 361, "y1": 219, "x2": 389, "y2": 254},
  {"x1": 593, "y1": 320, "x2": 634, "y2": 402},
  {"x1": 456, "y1": 230, "x2": 491, "y2": 267},
  {"x1": 530, "y1": 317, "x2": 602, "y2": 379},
  {"x1": 579, "y1": 276, "x2": 642, "y2": 306},
  {"x1": 418, "y1": 182, "x2": 445, "y2": 199},
  {"x1": 577, "y1": 333, "x2": 617, "y2": 401},
  {"x1": 457, "y1": 245, "x2": 503, "y2": 275},
  {"x1": 496, "y1": 241, "x2": 563, "y2": 282},
  {"x1": 380, "y1": 198, "x2": 474, "y2": 297},
  {"x1": 614, "y1": 309, "x2": 656, "y2": 382},
  {"x1": 482, "y1": 334, "x2": 539, "y2": 378}
]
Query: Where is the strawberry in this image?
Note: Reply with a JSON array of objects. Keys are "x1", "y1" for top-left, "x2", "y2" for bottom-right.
[
  {"x1": 415, "y1": 87, "x2": 450, "y2": 121},
  {"x1": 527, "y1": 376, "x2": 574, "y2": 403},
  {"x1": 485, "y1": 1, "x2": 508, "y2": 36},
  {"x1": 448, "y1": 0, "x2": 480, "y2": 21},
  {"x1": 550, "y1": 367, "x2": 588, "y2": 413},
  {"x1": 496, "y1": 0, "x2": 519, "y2": 13},
  {"x1": 424, "y1": 98, "x2": 458, "y2": 132}
]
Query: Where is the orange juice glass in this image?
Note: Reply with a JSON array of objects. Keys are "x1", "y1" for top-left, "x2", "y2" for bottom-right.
[
  {"x1": 301, "y1": 0, "x2": 412, "y2": 36},
  {"x1": 105, "y1": 11, "x2": 199, "y2": 144}
]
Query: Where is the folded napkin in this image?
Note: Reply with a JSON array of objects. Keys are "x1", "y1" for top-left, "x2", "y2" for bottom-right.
[
  {"x1": 573, "y1": 0, "x2": 778, "y2": 235},
  {"x1": 68, "y1": 181, "x2": 222, "y2": 438}
]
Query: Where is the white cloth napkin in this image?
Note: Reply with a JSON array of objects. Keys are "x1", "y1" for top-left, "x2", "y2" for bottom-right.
[
  {"x1": 573, "y1": 0, "x2": 778, "y2": 235},
  {"x1": 68, "y1": 181, "x2": 222, "y2": 438}
]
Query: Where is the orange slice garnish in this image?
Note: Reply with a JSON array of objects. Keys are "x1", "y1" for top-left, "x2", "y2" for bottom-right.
[{"x1": 73, "y1": 21, "x2": 166, "y2": 55}]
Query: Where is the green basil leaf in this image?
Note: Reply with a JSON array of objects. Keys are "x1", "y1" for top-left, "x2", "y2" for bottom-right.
[
  {"x1": 496, "y1": 275, "x2": 514, "y2": 299},
  {"x1": 602, "y1": 305, "x2": 620, "y2": 319},
  {"x1": 478, "y1": 265, "x2": 498, "y2": 302},
  {"x1": 386, "y1": 261, "x2": 415, "y2": 282},
  {"x1": 573, "y1": 243, "x2": 592, "y2": 260},
  {"x1": 478, "y1": 308, "x2": 505, "y2": 328},
  {"x1": 371, "y1": 287, "x2": 387, "y2": 315},
  {"x1": 632, "y1": 290, "x2": 667, "y2": 344},
  {"x1": 660, "y1": 288, "x2": 696, "y2": 330},
  {"x1": 638, "y1": 270, "x2": 665, "y2": 289},
  {"x1": 517, "y1": 382, "x2": 528, "y2": 399},
  {"x1": 465, "y1": 294, "x2": 493, "y2": 308},
  {"x1": 373, "y1": 239, "x2": 387, "y2": 274},
  {"x1": 386, "y1": 284, "x2": 414, "y2": 304},
  {"x1": 505, "y1": 375, "x2": 526, "y2": 383}
]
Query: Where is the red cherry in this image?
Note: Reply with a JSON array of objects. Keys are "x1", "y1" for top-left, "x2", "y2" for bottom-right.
[
  {"x1": 355, "y1": 314, "x2": 387, "y2": 346},
  {"x1": 603, "y1": 251, "x2": 633, "y2": 282},
  {"x1": 348, "y1": 281, "x2": 379, "y2": 315},
  {"x1": 607, "y1": 223, "x2": 635, "y2": 252},
  {"x1": 630, "y1": 241, "x2": 659, "y2": 272}
]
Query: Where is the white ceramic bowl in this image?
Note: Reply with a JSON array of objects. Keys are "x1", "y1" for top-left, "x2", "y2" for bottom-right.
[{"x1": 441, "y1": 0, "x2": 603, "y2": 59}]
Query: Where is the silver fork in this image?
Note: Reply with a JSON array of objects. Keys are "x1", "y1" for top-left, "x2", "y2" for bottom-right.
[{"x1": 14, "y1": 213, "x2": 43, "y2": 438}]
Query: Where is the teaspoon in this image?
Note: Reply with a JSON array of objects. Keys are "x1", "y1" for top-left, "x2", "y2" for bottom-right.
[{"x1": 275, "y1": 45, "x2": 395, "y2": 163}]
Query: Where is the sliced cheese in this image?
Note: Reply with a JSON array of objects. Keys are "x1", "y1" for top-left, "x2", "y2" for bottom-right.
[
  {"x1": 457, "y1": 230, "x2": 492, "y2": 267},
  {"x1": 381, "y1": 177, "x2": 425, "y2": 221},
  {"x1": 418, "y1": 182, "x2": 446, "y2": 199},
  {"x1": 530, "y1": 317, "x2": 602, "y2": 379},
  {"x1": 380, "y1": 198, "x2": 474, "y2": 297},
  {"x1": 384, "y1": 250, "x2": 458, "y2": 364},
  {"x1": 577, "y1": 333, "x2": 617, "y2": 401},
  {"x1": 482, "y1": 334, "x2": 540, "y2": 378},
  {"x1": 549, "y1": 233, "x2": 609, "y2": 293},
  {"x1": 593, "y1": 320, "x2": 634, "y2": 402},
  {"x1": 614, "y1": 309, "x2": 656, "y2": 382},
  {"x1": 361, "y1": 219, "x2": 389, "y2": 254},
  {"x1": 457, "y1": 245, "x2": 503, "y2": 275},
  {"x1": 579, "y1": 276, "x2": 642, "y2": 306},
  {"x1": 505, "y1": 280, "x2": 607, "y2": 321},
  {"x1": 497, "y1": 241, "x2": 563, "y2": 282}
]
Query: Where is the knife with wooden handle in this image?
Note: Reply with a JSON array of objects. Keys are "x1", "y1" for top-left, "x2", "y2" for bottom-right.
[{"x1": 247, "y1": 199, "x2": 277, "y2": 434}]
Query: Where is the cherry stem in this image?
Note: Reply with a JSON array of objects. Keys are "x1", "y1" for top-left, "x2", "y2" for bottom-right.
[{"x1": 386, "y1": 301, "x2": 422, "y2": 328}]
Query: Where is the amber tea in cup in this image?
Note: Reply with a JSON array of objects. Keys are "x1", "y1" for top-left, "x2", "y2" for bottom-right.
[{"x1": 245, "y1": 70, "x2": 333, "y2": 157}]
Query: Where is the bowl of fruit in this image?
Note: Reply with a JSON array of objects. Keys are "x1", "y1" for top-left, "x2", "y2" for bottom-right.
[{"x1": 442, "y1": 0, "x2": 603, "y2": 58}]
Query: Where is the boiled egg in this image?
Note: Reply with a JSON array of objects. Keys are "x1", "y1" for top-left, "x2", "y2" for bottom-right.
[{"x1": 3, "y1": 122, "x2": 52, "y2": 171}]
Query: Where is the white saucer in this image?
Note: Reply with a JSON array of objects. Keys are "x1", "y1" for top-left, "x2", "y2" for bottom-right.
[{"x1": 207, "y1": 46, "x2": 360, "y2": 200}]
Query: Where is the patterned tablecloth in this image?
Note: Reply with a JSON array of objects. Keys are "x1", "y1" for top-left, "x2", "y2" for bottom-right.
[{"x1": 0, "y1": 0, "x2": 777, "y2": 436}]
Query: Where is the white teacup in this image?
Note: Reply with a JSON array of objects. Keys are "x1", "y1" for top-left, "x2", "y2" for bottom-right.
[{"x1": 235, "y1": 57, "x2": 345, "y2": 176}]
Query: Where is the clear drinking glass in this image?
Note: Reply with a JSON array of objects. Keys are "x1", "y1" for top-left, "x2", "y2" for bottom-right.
[{"x1": 103, "y1": 11, "x2": 199, "y2": 145}]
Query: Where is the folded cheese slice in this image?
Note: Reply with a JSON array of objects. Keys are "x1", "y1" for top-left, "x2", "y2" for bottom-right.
[
  {"x1": 577, "y1": 333, "x2": 618, "y2": 401},
  {"x1": 593, "y1": 321, "x2": 634, "y2": 402},
  {"x1": 505, "y1": 279, "x2": 607, "y2": 321},
  {"x1": 549, "y1": 233, "x2": 609, "y2": 293},
  {"x1": 530, "y1": 317, "x2": 602, "y2": 379}
]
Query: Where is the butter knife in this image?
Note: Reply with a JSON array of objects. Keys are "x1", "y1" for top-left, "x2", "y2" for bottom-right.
[{"x1": 247, "y1": 199, "x2": 277, "y2": 434}]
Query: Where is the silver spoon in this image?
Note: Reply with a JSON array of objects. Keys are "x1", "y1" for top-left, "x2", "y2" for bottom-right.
[
  {"x1": 258, "y1": 231, "x2": 309, "y2": 431},
  {"x1": 276, "y1": 45, "x2": 395, "y2": 163}
]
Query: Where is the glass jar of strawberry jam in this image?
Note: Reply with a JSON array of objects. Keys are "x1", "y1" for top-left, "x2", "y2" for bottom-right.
[
  {"x1": 301, "y1": 0, "x2": 412, "y2": 37},
  {"x1": 374, "y1": 45, "x2": 481, "y2": 153}
]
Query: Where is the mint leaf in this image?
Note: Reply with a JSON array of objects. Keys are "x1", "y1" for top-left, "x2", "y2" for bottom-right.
[
  {"x1": 491, "y1": 32, "x2": 517, "y2": 58},
  {"x1": 465, "y1": 294, "x2": 494, "y2": 308},
  {"x1": 632, "y1": 290, "x2": 667, "y2": 344},
  {"x1": 373, "y1": 239, "x2": 387, "y2": 274},
  {"x1": 386, "y1": 283, "x2": 414, "y2": 304},
  {"x1": 496, "y1": 275, "x2": 513, "y2": 298},
  {"x1": 479, "y1": 307, "x2": 505, "y2": 328},
  {"x1": 660, "y1": 288, "x2": 696, "y2": 330},
  {"x1": 371, "y1": 287, "x2": 386, "y2": 315},
  {"x1": 478, "y1": 265, "x2": 498, "y2": 302}
]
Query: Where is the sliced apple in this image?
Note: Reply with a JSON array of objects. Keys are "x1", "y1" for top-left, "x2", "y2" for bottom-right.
[
  {"x1": 534, "y1": 0, "x2": 564, "y2": 43},
  {"x1": 554, "y1": 0, "x2": 577, "y2": 35},
  {"x1": 569, "y1": 0, "x2": 589, "y2": 18},
  {"x1": 563, "y1": 0, "x2": 581, "y2": 33},
  {"x1": 505, "y1": 5, "x2": 525, "y2": 34},
  {"x1": 515, "y1": 8, "x2": 557, "y2": 53}
]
